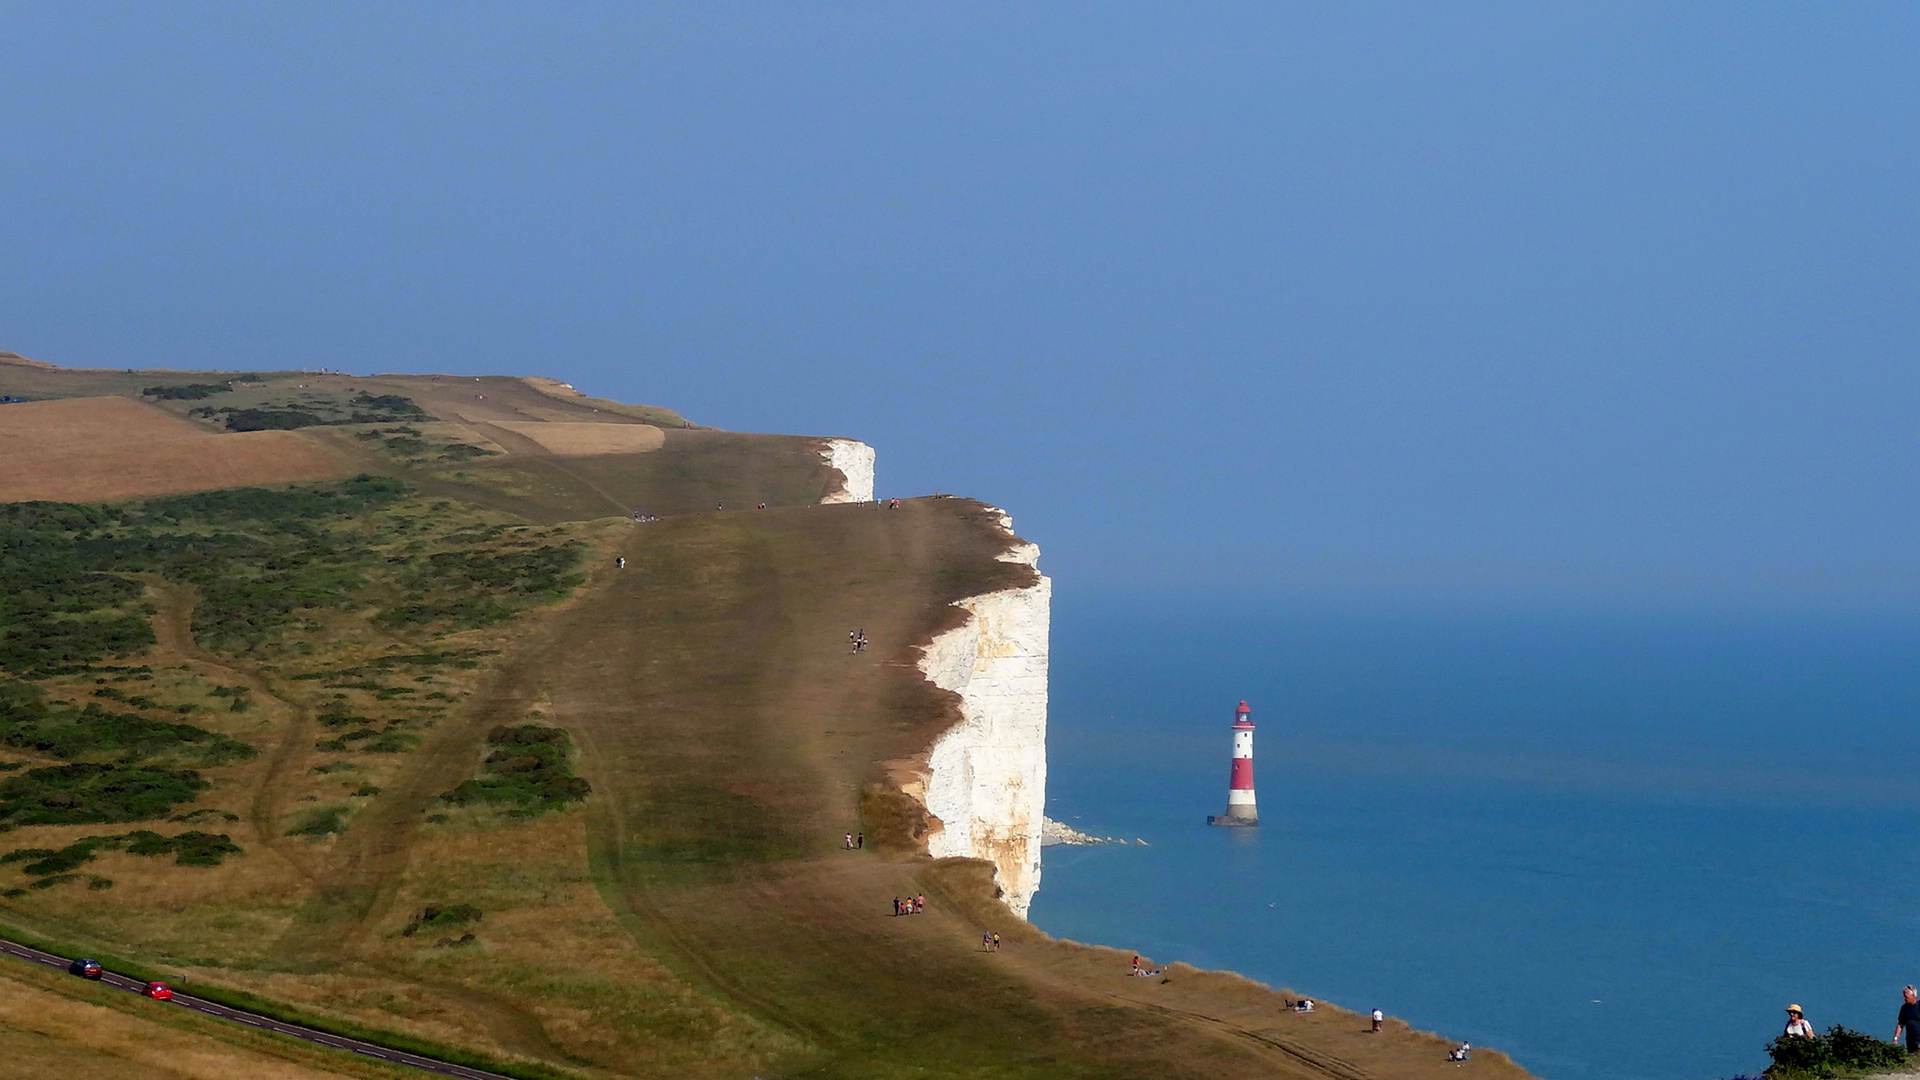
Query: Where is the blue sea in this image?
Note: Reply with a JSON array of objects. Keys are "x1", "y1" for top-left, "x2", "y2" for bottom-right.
[{"x1": 1029, "y1": 595, "x2": 1920, "y2": 1080}]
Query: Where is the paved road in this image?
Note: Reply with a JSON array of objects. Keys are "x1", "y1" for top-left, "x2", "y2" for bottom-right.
[{"x1": 0, "y1": 936, "x2": 516, "y2": 1080}]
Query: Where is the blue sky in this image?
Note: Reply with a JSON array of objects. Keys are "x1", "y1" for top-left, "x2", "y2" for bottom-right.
[{"x1": 4, "y1": 3, "x2": 1917, "y2": 604}]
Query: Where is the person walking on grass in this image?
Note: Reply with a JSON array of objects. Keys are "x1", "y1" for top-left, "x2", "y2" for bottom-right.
[
  {"x1": 1894, "y1": 986, "x2": 1920, "y2": 1051},
  {"x1": 991, "y1": 932, "x2": 1001, "y2": 952},
  {"x1": 893, "y1": 897, "x2": 901, "y2": 916},
  {"x1": 1784, "y1": 1004, "x2": 1814, "y2": 1039},
  {"x1": 1371, "y1": 1008, "x2": 1384, "y2": 1033},
  {"x1": 856, "y1": 832, "x2": 864, "y2": 849},
  {"x1": 845, "y1": 832, "x2": 853, "y2": 850},
  {"x1": 983, "y1": 933, "x2": 992, "y2": 951}
]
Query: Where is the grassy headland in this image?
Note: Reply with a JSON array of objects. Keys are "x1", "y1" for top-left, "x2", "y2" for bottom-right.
[{"x1": 0, "y1": 356, "x2": 1533, "y2": 1080}]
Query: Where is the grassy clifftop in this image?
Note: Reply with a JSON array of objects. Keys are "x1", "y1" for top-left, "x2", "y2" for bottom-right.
[{"x1": 0, "y1": 356, "x2": 1532, "y2": 1080}]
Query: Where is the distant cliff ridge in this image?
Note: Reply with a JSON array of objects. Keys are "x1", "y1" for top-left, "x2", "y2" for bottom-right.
[
  {"x1": 818, "y1": 438, "x2": 875, "y2": 503},
  {"x1": 914, "y1": 510, "x2": 1050, "y2": 919}
]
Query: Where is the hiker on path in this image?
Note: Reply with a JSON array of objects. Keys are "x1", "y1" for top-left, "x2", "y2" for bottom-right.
[
  {"x1": 856, "y1": 832, "x2": 864, "y2": 849},
  {"x1": 983, "y1": 933, "x2": 992, "y2": 951},
  {"x1": 991, "y1": 932, "x2": 1001, "y2": 952},
  {"x1": 1894, "y1": 986, "x2": 1920, "y2": 1051},
  {"x1": 615, "y1": 556, "x2": 625, "y2": 569},
  {"x1": 1371, "y1": 1008, "x2": 1384, "y2": 1033},
  {"x1": 893, "y1": 897, "x2": 901, "y2": 916},
  {"x1": 1784, "y1": 1004, "x2": 1814, "y2": 1039},
  {"x1": 845, "y1": 833, "x2": 853, "y2": 849},
  {"x1": 915, "y1": 893, "x2": 925, "y2": 914}
]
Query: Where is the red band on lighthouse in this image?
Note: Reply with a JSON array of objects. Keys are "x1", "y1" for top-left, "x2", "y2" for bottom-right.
[{"x1": 1229, "y1": 756, "x2": 1254, "y2": 790}]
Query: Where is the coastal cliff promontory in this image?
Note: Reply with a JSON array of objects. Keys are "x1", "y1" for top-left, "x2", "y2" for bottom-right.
[
  {"x1": 818, "y1": 438, "x2": 876, "y2": 503},
  {"x1": 913, "y1": 510, "x2": 1050, "y2": 918}
]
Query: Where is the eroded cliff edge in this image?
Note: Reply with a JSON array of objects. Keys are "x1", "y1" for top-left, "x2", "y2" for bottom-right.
[
  {"x1": 909, "y1": 509, "x2": 1050, "y2": 918},
  {"x1": 818, "y1": 438, "x2": 876, "y2": 503}
]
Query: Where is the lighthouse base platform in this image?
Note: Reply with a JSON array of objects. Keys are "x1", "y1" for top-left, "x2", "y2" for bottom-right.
[{"x1": 1207, "y1": 813, "x2": 1258, "y2": 827}]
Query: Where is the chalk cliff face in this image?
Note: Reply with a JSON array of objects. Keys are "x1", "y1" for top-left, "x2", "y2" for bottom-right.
[
  {"x1": 915, "y1": 511, "x2": 1049, "y2": 919},
  {"x1": 818, "y1": 439, "x2": 875, "y2": 503}
]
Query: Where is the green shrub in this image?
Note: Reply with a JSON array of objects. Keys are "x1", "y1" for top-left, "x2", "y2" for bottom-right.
[
  {"x1": 439, "y1": 725, "x2": 589, "y2": 814},
  {"x1": 141, "y1": 383, "x2": 231, "y2": 401},
  {"x1": 0, "y1": 679, "x2": 253, "y2": 766},
  {"x1": 286, "y1": 806, "x2": 350, "y2": 838},
  {"x1": 403, "y1": 903, "x2": 481, "y2": 936},
  {"x1": 1766, "y1": 1025, "x2": 1908, "y2": 1075},
  {"x1": 0, "y1": 764, "x2": 208, "y2": 830}
]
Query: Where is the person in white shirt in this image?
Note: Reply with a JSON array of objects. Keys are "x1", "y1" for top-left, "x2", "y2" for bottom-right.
[
  {"x1": 1784, "y1": 1004, "x2": 1814, "y2": 1039},
  {"x1": 1371, "y1": 1008, "x2": 1384, "y2": 1032}
]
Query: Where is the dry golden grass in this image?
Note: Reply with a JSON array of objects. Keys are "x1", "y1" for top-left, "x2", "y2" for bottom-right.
[
  {"x1": 0, "y1": 965, "x2": 372, "y2": 1079},
  {"x1": 487, "y1": 422, "x2": 665, "y2": 456},
  {"x1": 0, "y1": 397, "x2": 342, "y2": 502}
]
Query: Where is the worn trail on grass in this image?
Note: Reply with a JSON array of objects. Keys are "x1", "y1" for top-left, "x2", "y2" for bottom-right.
[{"x1": 141, "y1": 579, "x2": 320, "y2": 885}]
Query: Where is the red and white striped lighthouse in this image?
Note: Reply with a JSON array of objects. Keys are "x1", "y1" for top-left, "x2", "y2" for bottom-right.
[{"x1": 1207, "y1": 701, "x2": 1259, "y2": 826}]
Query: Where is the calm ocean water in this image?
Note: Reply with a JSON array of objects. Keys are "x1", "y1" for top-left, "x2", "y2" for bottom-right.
[{"x1": 1029, "y1": 595, "x2": 1920, "y2": 1080}]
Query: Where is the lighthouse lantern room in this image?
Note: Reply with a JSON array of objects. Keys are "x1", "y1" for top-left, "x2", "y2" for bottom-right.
[{"x1": 1207, "y1": 700, "x2": 1259, "y2": 826}]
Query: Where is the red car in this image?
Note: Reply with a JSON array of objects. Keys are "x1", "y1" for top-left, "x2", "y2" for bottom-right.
[{"x1": 141, "y1": 981, "x2": 173, "y2": 1001}]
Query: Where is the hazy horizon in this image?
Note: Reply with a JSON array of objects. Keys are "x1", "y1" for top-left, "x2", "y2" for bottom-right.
[{"x1": 5, "y1": 3, "x2": 1917, "y2": 604}]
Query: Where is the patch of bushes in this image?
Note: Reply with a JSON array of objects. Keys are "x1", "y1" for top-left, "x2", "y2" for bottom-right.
[
  {"x1": 439, "y1": 725, "x2": 590, "y2": 815},
  {"x1": 0, "y1": 764, "x2": 209, "y2": 830},
  {"x1": 0, "y1": 679, "x2": 254, "y2": 766},
  {"x1": 1, "y1": 830, "x2": 241, "y2": 877},
  {"x1": 194, "y1": 392, "x2": 433, "y2": 431},
  {"x1": 402, "y1": 903, "x2": 481, "y2": 937},
  {"x1": 142, "y1": 383, "x2": 231, "y2": 401},
  {"x1": 363, "y1": 731, "x2": 421, "y2": 753},
  {"x1": 286, "y1": 805, "x2": 350, "y2": 838},
  {"x1": 218, "y1": 407, "x2": 328, "y2": 431},
  {"x1": 1766, "y1": 1026, "x2": 1908, "y2": 1076}
]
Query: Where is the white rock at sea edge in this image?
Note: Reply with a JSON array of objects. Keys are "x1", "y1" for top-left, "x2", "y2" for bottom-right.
[
  {"x1": 917, "y1": 509, "x2": 1049, "y2": 919},
  {"x1": 818, "y1": 439, "x2": 875, "y2": 504}
]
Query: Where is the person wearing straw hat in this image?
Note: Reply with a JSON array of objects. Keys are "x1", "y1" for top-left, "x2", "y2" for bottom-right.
[{"x1": 1784, "y1": 1004, "x2": 1814, "y2": 1039}]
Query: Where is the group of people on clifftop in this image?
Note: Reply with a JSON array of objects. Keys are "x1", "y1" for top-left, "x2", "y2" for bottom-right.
[
  {"x1": 1780, "y1": 986, "x2": 1920, "y2": 1051},
  {"x1": 892, "y1": 894, "x2": 925, "y2": 916}
]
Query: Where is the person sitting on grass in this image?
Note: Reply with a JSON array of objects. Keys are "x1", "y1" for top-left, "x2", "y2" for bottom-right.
[{"x1": 1449, "y1": 1042, "x2": 1472, "y2": 1062}]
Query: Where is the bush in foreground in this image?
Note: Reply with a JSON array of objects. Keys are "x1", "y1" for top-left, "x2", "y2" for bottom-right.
[{"x1": 1766, "y1": 1025, "x2": 1908, "y2": 1077}]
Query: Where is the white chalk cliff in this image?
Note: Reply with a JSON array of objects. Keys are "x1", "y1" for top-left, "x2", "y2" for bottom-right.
[
  {"x1": 914, "y1": 510, "x2": 1050, "y2": 919},
  {"x1": 818, "y1": 439, "x2": 875, "y2": 503}
]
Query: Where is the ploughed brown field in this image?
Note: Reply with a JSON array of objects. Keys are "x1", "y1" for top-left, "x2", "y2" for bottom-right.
[
  {"x1": 0, "y1": 397, "x2": 343, "y2": 503},
  {"x1": 0, "y1": 357, "x2": 1535, "y2": 1080}
]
